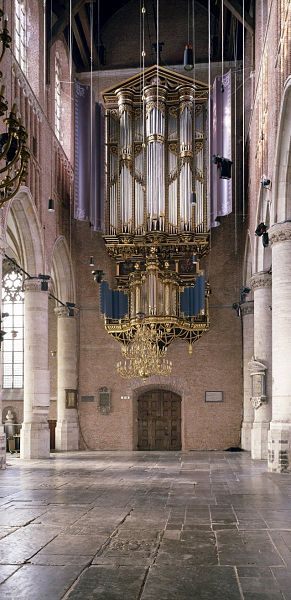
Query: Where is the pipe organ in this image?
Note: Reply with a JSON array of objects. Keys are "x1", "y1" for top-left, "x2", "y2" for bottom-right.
[{"x1": 102, "y1": 66, "x2": 210, "y2": 354}]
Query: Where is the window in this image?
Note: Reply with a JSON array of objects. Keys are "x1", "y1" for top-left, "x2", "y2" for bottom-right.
[
  {"x1": 55, "y1": 54, "x2": 62, "y2": 141},
  {"x1": 2, "y1": 270, "x2": 24, "y2": 389},
  {"x1": 14, "y1": 0, "x2": 27, "y2": 74}
]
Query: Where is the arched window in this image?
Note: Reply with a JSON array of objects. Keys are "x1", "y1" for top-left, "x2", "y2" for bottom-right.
[
  {"x1": 14, "y1": 0, "x2": 27, "y2": 74},
  {"x1": 2, "y1": 270, "x2": 24, "y2": 389},
  {"x1": 55, "y1": 53, "x2": 62, "y2": 141}
]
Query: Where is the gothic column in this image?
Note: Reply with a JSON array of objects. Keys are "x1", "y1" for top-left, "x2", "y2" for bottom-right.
[
  {"x1": 250, "y1": 272, "x2": 272, "y2": 459},
  {"x1": 0, "y1": 236, "x2": 7, "y2": 468},
  {"x1": 241, "y1": 301, "x2": 254, "y2": 451},
  {"x1": 55, "y1": 307, "x2": 79, "y2": 451},
  {"x1": 268, "y1": 222, "x2": 291, "y2": 472},
  {"x1": 20, "y1": 278, "x2": 50, "y2": 459}
]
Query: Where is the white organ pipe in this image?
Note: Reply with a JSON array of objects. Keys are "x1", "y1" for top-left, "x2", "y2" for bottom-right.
[
  {"x1": 117, "y1": 90, "x2": 133, "y2": 233},
  {"x1": 179, "y1": 87, "x2": 195, "y2": 232},
  {"x1": 145, "y1": 85, "x2": 166, "y2": 231},
  {"x1": 148, "y1": 270, "x2": 157, "y2": 315}
]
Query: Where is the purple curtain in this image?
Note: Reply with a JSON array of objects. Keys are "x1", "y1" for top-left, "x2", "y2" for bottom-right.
[
  {"x1": 74, "y1": 81, "x2": 104, "y2": 231},
  {"x1": 210, "y1": 70, "x2": 232, "y2": 228}
]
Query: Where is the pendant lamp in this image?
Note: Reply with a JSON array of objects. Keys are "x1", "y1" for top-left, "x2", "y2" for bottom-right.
[{"x1": 184, "y1": 43, "x2": 194, "y2": 70}]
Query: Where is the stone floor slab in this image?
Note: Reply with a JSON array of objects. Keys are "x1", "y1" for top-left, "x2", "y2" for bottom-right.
[
  {"x1": 216, "y1": 530, "x2": 284, "y2": 566},
  {"x1": 66, "y1": 565, "x2": 146, "y2": 599},
  {"x1": 41, "y1": 533, "x2": 107, "y2": 556},
  {"x1": 0, "y1": 524, "x2": 61, "y2": 564},
  {"x1": 1, "y1": 451, "x2": 291, "y2": 599},
  {"x1": 0, "y1": 564, "x2": 20, "y2": 584},
  {"x1": 0, "y1": 564, "x2": 84, "y2": 599},
  {"x1": 141, "y1": 565, "x2": 241, "y2": 600}
]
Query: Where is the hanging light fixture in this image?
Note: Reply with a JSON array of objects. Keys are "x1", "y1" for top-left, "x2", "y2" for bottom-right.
[
  {"x1": 183, "y1": 0, "x2": 194, "y2": 70},
  {"x1": 48, "y1": 198, "x2": 55, "y2": 211},
  {"x1": 117, "y1": 323, "x2": 172, "y2": 381},
  {"x1": 184, "y1": 43, "x2": 194, "y2": 71}
]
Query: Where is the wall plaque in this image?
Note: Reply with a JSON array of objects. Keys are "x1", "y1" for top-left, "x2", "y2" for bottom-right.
[
  {"x1": 65, "y1": 389, "x2": 78, "y2": 409},
  {"x1": 98, "y1": 387, "x2": 111, "y2": 414},
  {"x1": 205, "y1": 391, "x2": 223, "y2": 402},
  {"x1": 80, "y1": 395, "x2": 95, "y2": 402}
]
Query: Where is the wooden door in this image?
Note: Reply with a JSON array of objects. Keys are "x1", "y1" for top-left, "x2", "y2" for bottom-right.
[{"x1": 138, "y1": 390, "x2": 181, "y2": 450}]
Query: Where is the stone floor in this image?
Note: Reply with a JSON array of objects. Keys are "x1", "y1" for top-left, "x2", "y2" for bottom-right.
[{"x1": 0, "y1": 451, "x2": 291, "y2": 599}]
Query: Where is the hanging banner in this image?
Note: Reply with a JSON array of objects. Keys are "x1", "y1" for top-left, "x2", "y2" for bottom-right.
[
  {"x1": 211, "y1": 70, "x2": 232, "y2": 228},
  {"x1": 74, "y1": 81, "x2": 104, "y2": 231}
]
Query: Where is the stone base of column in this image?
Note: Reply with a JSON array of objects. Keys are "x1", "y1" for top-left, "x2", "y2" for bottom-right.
[
  {"x1": 251, "y1": 422, "x2": 270, "y2": 459},
  {"x1": 20, "y1": 422, "x2": 50, "y2": 459},
  {"x1": 55, "y1": 420, "x2": 79, "y2": 451},
  {"x1": 0, "y1": 431, "x2": 6, "y2": 469},
  {"x1": 241, "y1": 422, "x2": 253, "y2": 451},
  {"x1": 268, "y1": 424, "x2": 291, "y2": 472}
]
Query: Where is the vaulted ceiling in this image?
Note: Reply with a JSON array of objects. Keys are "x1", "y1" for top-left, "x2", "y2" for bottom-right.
[{"x1": 48, "y1": 0, "x2": 254, "y2": 72}]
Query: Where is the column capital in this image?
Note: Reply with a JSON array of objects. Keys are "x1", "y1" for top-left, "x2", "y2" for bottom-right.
[
  {"x1": 250, "y1": 271, "x2": 272, "y2": 291},
  {"x1": 240, "y1": 300, "x2": 254, "y2": 317},
  {"x1": 54, "y1": 306, "x2": 79, "y2": 318},
  {"x1": 269, "y1": 221, "x2": 291, "y2": 246},
  {"x1": 24, "y1": 277, "x2": 49, "y2": 293}
]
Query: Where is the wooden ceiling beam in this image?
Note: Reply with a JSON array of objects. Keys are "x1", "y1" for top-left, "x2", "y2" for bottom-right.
[
  {"x1": 78, "y1": 5, "x2": 99, "y2": 69},
  {"x1": 50, "y1": 0, "x2": 87, "y2": 46},
  {"x1": 72, "y1": 17, "x2": 89, "y2": 69},
  {"x1": 223, "y1": 0, "x2": 254, "y2": 34}
]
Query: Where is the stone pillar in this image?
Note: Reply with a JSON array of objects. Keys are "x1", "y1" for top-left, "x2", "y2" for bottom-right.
[
  {"x1": 241, "y1": 301, "x2": 254, "y2": 451},
  {"x1": 268, "y1": 222, "x2": 291, "y2": 472},
  {"x1": 20, "y1": 278, "x2": 50, "y2": 459},
  {"x1": 0, "y1": 236, "x2": 7, "y2": 468},
  {"x1": 55, "y1": 307, "x2": 79, "y2": 451},
  {"x1": 250, "y1": 272, "x2": 272, "y2": 459}
]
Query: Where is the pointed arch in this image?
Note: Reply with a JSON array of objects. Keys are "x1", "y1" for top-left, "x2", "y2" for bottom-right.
[
  {"x1": 4, "y1": 186, "x2": 44, "y2": 274},
  {"x1": 243, "y1": 230, "x2": 253, "y2": 291},
  {"x1": 271, "y1": 76, "x2": 291, "y2": 225},
  {"x1": 51, "y1": 236, "x2": 76, "y2": 304}
]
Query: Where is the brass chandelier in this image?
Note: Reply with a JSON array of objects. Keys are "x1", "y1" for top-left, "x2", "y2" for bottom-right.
[
  {"x1": 116, "y1": 320, "x2": 172, "y2": 380},
  {"x1": 0, "y1": 9, "x2": 29, "y2": 207}
]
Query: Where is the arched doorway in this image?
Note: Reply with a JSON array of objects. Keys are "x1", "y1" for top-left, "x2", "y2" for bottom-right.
[{"x1": 137, "y1": 390, "x2": 181, "y2": 450}]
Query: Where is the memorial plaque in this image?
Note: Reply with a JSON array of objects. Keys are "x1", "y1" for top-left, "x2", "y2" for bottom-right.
[{"x1": 205, "y1": 391, "x2": 223, "y2": 402}]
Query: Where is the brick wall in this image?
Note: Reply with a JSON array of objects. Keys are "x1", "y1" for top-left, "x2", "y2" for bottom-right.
[{"x1": 74, "y1": 212, "x2": 243, "y2": 451}]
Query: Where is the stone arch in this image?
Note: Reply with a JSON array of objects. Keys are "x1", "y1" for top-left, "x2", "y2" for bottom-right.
[
  {"x1": 243, "y1": 230, "x2": 253, "y2": 294},
  {"x1": 254, "y1": 188, "x2": 271, "y2": 274},
  {"x1": 51, "y1": 236, "x2": 76, "y2": 304},
  {"x1": 272, "y1": 76, "x2": 291, "y2": 224},
  {"x1": 130, "y1": 378, "x2": 186, "y2": 450},
  {"x1": 4, "y1": 186, "x2": 44, "y2": 274}
]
